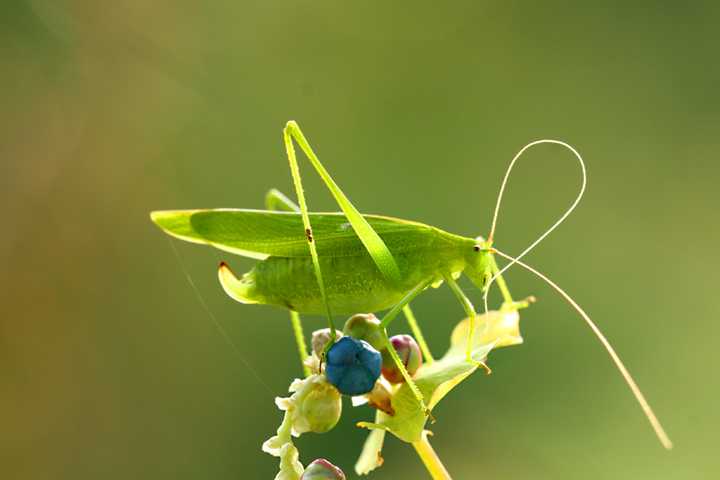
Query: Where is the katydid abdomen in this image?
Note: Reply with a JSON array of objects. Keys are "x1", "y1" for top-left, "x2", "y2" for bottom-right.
[{"x1": 224, "y1": 237, "x2": 473, "y2": 314}]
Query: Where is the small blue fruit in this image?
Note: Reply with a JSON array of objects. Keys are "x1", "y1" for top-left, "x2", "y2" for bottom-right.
[{"x1": 325, "y1": 337, "x2": 381, "y2": 396}]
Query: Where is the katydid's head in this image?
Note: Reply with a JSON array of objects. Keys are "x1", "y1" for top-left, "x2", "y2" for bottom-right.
[{"x1": 463, "y1": 236, "x2": 493, "y2": 292}]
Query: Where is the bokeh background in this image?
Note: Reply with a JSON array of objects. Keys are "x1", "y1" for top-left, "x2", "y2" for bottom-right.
[{"x1": 2, "y1": 1, "x2": 719, "y2": 479}]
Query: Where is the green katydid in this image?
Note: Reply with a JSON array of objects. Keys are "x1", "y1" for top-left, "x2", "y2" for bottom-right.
[{"x1": 151, "y1": 121, "x2": 672, "y2": 450}]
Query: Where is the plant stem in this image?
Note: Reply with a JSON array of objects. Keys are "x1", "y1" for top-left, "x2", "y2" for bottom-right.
[
  {"x1": 412, "y1": 431, "x2": 452, "y2": 480},
  {"x1": 288, "y1": 311, "x2": 311, "y2": 377},
  {"x1": 403, "y1": 305, "x2": 434, "y2": 363}
]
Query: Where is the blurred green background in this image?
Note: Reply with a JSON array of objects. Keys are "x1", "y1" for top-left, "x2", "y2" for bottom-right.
[{"x1": 2, "y1": 1, "x2": 718, "y2": 479}]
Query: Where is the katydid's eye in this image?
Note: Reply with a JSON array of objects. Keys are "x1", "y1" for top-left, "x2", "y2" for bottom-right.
[
  {"x1": 473, "y1": 245, "x2": 481, "y2": 252},
  {"x1": 325, "y1": 337, "x2": 381, "y2": 396}
]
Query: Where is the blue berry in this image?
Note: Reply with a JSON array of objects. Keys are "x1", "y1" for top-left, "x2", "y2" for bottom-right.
[{"x1": 325, "y1": 337, "x2": 381, "y2": 396}]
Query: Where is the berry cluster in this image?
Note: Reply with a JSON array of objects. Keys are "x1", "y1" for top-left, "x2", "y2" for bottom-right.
[
  {"x1": 265, "y1": 312, "x2": 424, "y2": 480},
  {"x1": 322, "y1": 313, "x2": 422, "y2": 395}
]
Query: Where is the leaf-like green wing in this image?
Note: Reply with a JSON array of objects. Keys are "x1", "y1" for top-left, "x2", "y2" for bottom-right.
[{"x1": 150, "y1": 209, "x2": 440, "y2": 259}]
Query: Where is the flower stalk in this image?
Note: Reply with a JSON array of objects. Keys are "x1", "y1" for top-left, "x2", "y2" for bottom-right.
[{"x1": 412, "y1": 431, "x2": 452, "y2": 480}]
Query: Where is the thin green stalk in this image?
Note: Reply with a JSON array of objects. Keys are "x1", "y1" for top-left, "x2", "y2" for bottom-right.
[
  {"x1": 488, "y1": 253, "x2": 513, "y2": 304},
  {"x1": 403, "y1": 305, "x2": 434, "y2": 363},
  {"x1": 289, "y1": 311, "x2": 311, "y2": 377},
  {"x1": 444, "y1": 275, "x2": 477, "y2": 360},
  {"x1": 412, "y1": 431, "x2": 452, "y2": 480}
]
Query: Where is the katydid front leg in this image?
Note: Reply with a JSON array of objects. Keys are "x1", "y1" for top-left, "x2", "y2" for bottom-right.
[{"x1": 444, "y1": 275, "x2": 484, "y2": 366}]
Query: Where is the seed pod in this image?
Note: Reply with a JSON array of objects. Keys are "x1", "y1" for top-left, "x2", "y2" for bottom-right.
[
  {"x1": 297, "y1": 378, "x2": 342, "y2": 434},
  {"x1": 301, "y1": 458, "x2": 346, "y2": 479},
  {"x1": 270, "y1": 375, "x2": 343, "y2": 438},
  {"x1": 381, "y1": 334, "x2": 422, "y2": 384},
  {"x1": 325, "y1": 337, "x2": 382, "y2": 396},
  {"x1": 342, "y1": 313, "x2": 384, "y2": 351},
  {"x1": 311, "y1": 328, "x2": 343, "y2": 358}
]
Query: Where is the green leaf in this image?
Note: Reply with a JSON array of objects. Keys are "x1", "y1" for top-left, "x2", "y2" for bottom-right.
[
  {"x1": 150, "y1": 209, "x2": 442, "y2": 259},
  {"x1": 358, "y1": 309, "x2": 523, "y2": 443}
]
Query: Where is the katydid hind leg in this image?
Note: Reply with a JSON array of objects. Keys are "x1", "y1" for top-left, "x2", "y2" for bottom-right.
[
  {"x1": 283, "y1": 123, "x2": 337, "y2": 340},
  {"x1": 281, "y1": 120, "x2": 405, "y2": 346},
  {"x1": 283, "y1": 121, "x2": 401, "y2": 284}
]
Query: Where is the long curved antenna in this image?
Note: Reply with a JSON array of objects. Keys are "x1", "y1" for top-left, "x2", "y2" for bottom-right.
[
  {"x1": 492, "y1": 247, "x2": 673, "y2": 450},
  {"x1": 487, "y1": 140, "x2": 586, "y2": 275},
  {"x1": 482, "y1": 139, "x2": 587, "y2": 355}
]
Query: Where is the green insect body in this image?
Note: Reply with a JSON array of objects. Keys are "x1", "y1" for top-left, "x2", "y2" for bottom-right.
[
  {"x1": 153, "y1": 209, "x2": 489, "y2": 314},
  {"x1": 247, "y1": 245, "x2": 467, "y2": 314},
  {"x1": 151, "y1": 121, "x2": 673, "y2": 451},
  {"x1": 151, "y1": 121, "x2": 505, "y2": 418}
]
